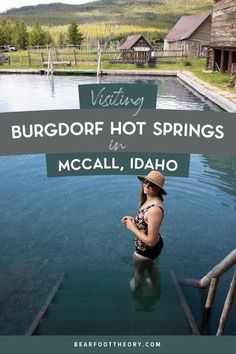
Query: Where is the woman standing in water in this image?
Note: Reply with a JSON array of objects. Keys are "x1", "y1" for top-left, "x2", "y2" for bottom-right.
[{"x1": 121, "y1": 171, "x2": 166, "y2": 290}]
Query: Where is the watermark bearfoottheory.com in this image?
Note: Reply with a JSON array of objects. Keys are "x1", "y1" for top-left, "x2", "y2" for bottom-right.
[{"x1": 73, "y1": 340, "x2": 161, "y2": 349}]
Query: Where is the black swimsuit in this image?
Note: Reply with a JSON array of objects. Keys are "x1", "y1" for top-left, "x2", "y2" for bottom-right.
[{"x1": 134, "y1": 204, "x2": 164, "y2": 260}]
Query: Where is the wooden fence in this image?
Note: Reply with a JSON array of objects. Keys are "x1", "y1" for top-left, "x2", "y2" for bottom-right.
[{"x1": 1, "y1": 46, "x2": 189, "y2": 68}]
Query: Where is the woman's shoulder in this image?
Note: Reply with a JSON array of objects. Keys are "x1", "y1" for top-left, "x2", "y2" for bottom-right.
[
  {"x1": 140, "y1": 203, "x2": 164, "y2": 213},
  {"x1": 145, "y1": 205, "x2": 164, "y2": 223},
  {"x1": 149, "y1": 204, "x2": 164, "y2": 213}
]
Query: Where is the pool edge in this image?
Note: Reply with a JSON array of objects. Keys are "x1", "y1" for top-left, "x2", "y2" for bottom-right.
[{"x1": 1, "y1": 68, "x2": 236, "y2": 112}]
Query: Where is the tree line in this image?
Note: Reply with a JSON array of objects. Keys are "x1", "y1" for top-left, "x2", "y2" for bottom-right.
[{"x1": 0, "y1": 19, "x2": 84, "y2": 48}]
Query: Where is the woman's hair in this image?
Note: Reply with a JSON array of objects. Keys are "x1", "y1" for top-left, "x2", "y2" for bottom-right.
[{"x1": 139, "y1": 185, "x2": 164, "y2": 207}]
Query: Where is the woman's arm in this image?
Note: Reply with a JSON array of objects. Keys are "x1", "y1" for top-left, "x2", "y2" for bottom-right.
[{"x1": 123, "y1": 208, "x2": 163, "y2": 247}]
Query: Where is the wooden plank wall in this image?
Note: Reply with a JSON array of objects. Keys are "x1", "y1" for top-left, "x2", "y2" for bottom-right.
[
  {"x1": 211, "y1": 0, "x2": 236, "y2": 47},
  {"x1": 191, "y1": 16, "x2": 212, "y2": 43},
  {"x1": 163, "y1": 40, "x2": 202, "y2": 58}
]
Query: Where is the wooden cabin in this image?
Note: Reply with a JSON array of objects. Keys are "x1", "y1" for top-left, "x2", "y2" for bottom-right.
[
  {"x1": 120, "y1": 35, "x2": 152, "y2": 63},
  {"x1": 164, "y1": 14, "x2": 211, "y2": 58},
  {"x1": 206, "y1": 0, "x2": 236, "y2": 74}
]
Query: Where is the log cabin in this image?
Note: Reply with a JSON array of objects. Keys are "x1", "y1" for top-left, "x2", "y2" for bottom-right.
[
  {"x1": 120, "y1": 35, "x2": 152, "y2": 63},
  {"x1": 206, "y1": 0, "x2": 236, "y2": 74},
  {"x1": 164, "y1": 14, "x2": 211, "y2": 58}
]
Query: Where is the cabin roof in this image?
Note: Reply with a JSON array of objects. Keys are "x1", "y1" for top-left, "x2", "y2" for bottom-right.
[
  {"x1": 120, "y1": 35, "x2": 151, "y2": 50},
  {"x1": 165, "y1": 14, "x2": 210, "y2": 42}
]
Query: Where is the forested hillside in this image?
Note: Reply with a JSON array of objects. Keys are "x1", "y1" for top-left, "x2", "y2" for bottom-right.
[
  {"x1": 0, "y1": 0, "x2": 213, "y2": 43},
  {"x1": 1, "y1": 0, "x2": 213, "y2": 28}
]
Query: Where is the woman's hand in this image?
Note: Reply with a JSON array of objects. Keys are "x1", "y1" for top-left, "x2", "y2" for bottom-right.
[
  {"x1": 121, "y1": 216, "x2": 137, "y2": 232},
  {"x1": 121, "y1": 216, "x2": 133, "y2": 224}
]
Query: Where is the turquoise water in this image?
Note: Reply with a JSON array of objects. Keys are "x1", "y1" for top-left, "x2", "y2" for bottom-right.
[{"x1": 0, "y1": 75, "x2": 235, "y2": 335}]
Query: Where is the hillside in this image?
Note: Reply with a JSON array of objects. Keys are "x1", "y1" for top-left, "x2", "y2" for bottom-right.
[{"x1": 1, "y1": 0, "x2": 213, "y2": 28}]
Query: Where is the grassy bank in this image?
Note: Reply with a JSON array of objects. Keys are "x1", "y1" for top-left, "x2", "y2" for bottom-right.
[
  {"x1": 156, "y1": 59, "x2": 233, "y2": 92},
  {"x1": 0, "y1": 53, "x2": 233, "y2": 94}
]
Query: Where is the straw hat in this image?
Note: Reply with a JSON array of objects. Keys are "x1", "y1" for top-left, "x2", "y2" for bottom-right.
[{"x1": 137, "y1": 170, "x2": 167, "y2": 195}]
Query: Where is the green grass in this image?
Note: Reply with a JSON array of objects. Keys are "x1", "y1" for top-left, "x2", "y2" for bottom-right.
[
  {"x1": 181, "y1": 59, "x2": 233, "y2": 92},
  {"x1": 0, "y1": 54, "x2": 234, "y2": 94}
]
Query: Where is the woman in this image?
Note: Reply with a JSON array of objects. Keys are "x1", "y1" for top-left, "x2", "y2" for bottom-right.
[{"x1": 121, "y1": 170, "x2": 166, "y2": 290}]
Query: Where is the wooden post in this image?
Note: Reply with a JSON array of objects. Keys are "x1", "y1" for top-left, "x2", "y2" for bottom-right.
[
  {"x1": 179, "y1": 278, "x2": 201, "y2": 287},
  {"x1": 180, "y1": 249, "x2": 236, "y2": 288},
  {"x1": 212, "y1": 48, "x2": 215, "y2": 71},
  {"x1": 28, "y1": 51, "x2": 31, "y2": 66},
  {"x1": 216, "y1": 269, "x2": 236, "y2": 336},
  {"x1": 199, "y1": 249, "x2": 236, "y2": 288},
  {"x1": 25, "y1": 272, "x2": 65, "y2": 335},
  {"x1": 41, "y1": 52, "x2": 44, "y2": 65},
  {"x1": 228, "y1": 51, "x2": 233, "y2": 75},
  {"x1": 179, "y1": 250, "x2": 236, "y2": 336},
  {"x1": 47, "y1": 49, "x2": 53, "y2": 75},
  {"x1": 201, "y1": 308, "x2": 212, "y2": 335},
  {"x1": 205, "y1": 277, "x2": 219, "y2": 309},
  {"x1": 220, "y1": 50, "x2": 225, "y2": 73},
  {"x1": 56, "y1": 48, "x2": 59, "y2": 62},
  {"x1": 97, "y1": 41, "x2": 102, "y2": 77},
  {"x1": 171, "y1": 271, "x2": 200, "y2": 335},
  {"x1": 73, "y1": 48, "x2": 77, "y2": 66}
]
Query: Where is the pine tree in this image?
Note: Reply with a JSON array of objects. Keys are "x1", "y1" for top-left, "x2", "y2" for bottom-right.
[
  {"x1": 0, "y1": 19, "x2": 13, "y2": 44},
  {"x1": 29, "y1": 22, "x2": 53, "y2": 46},
  {"x1": 58, "y1": 32, "x2": 66, "y2": 46},
  {"x1": 12, "y1": 20, "x2": 28, "y2": 49},
  {"x1": 67, "y1": 20, "x2": 84, "y2": 46}
]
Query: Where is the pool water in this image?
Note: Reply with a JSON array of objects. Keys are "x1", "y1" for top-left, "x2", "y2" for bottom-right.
[{"x1": 0, "y1": 75, "x2": 235, "y2": 335}]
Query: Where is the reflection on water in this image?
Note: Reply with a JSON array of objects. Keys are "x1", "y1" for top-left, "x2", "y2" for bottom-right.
[
  {"x1": 202, "y1": 155, "x2": 236, "y2": 198},
  {"x1": 132, "y1": 267, "x2": 161, "y2": 312},
  {"x1": 48, "y1": 75, "x2": 55, "y2": 95},
  {"x1": 0, "y1": 74, "x2": 221, "y2": 112},
  {"x1": 131, "y1": 253, "x2": 161, "y2": 291}
]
